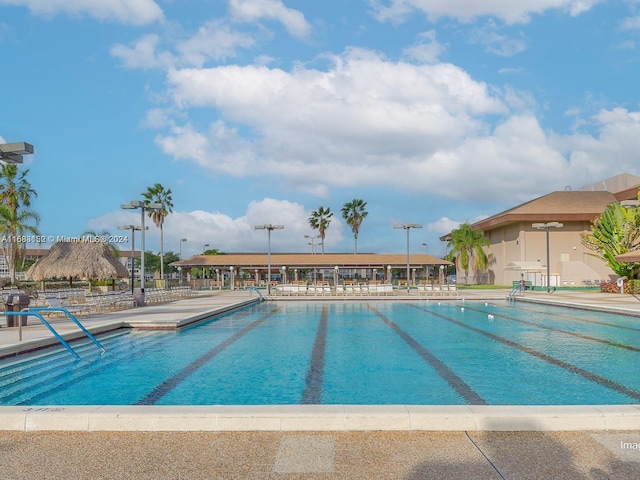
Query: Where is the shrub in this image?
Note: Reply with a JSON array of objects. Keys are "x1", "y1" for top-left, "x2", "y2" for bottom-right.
[
  {"x1": 629, "y1": 279, "x2": 640, "y2": 294},
  {"x1": 600, "y1": 280, "x2": 633, "y2": 294}
]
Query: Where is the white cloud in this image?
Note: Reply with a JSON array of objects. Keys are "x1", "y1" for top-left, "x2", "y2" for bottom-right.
[
  {"x1": 372, "y1": 0, "x2": 603, "y2": 25},
  {"x1": 143, "y1": 108, "x2": 176, "y2": 129},
  {"x1": 229, "y1": 0, "x2": 311, "y2": 38},
  {"x1": 402, "y1": 30, "x2": 444, "y2": 63},
  {"x1": 428, "y1": 215, "x2": 488, "y2": 236},
  {"x1": 621, "y1": 15, "x2": 640, "y2": 30},
  {"x1": 176, "y1": 20, "x2": 255, "y2": 67},
  {"x1": 90, "y1": 198, "x2": 345, "y2": 254},
  {"x1": 428, "y1": 217, "x2": 462, "y2": 236},
  {"x1": 111, "y1": 22, "x2": 254, "y2": 70},
  {"x1": 424, "y1": 115, "x2": 571, "y2": 201},
  {"x1": 158, "y1": 48, "x2": 534, "y2": 199},
  {"x1": 156, "y1": 121, "x2": 258, "y2": 176},
  {"x1": 151, "y1": 47, "x2": 640, "y2": 205},
  {"x1": 469, "y1": 21, "x2": 527, "y2": 57},
  {"x1": 0, "y1": 0, "x2": 164, "y2": 25},
  {"x1": 554, "y1": 108, "x2": 640, "y2": 186},
  {"x1": 110, "y1": 34, "x2": 171, "y2": 69}
]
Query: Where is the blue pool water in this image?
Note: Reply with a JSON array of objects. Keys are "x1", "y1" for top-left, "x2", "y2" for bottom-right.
[{"x1": 1, "y1": 300, "x2": 639, "y2": 406}]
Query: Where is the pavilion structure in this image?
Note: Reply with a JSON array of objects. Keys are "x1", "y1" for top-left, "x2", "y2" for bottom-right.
[{"x1": 171, "y1": 253, "x2": 452, "y2": 289}]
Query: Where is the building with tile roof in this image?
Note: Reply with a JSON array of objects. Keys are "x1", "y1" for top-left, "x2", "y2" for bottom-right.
[{"x1": 440, "y1": 174, "x2": 640, "y2": 287}]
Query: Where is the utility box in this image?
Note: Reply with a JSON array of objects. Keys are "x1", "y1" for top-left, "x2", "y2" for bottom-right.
[{"x1": 5, "y1": 293, "x2": 30, "y2": 327}]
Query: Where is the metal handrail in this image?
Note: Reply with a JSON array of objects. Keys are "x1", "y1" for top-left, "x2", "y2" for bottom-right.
[
  {"x1": 5, "y1": 307, "x2": 106, "y2": 360},
  {"x1": 247, "y1": 286, "x2": 264, "y2": 300}
]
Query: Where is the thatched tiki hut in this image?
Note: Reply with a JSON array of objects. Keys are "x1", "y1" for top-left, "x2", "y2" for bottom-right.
[{"x1": 27, "y1": 240, "x2": 129, "y2": 287}]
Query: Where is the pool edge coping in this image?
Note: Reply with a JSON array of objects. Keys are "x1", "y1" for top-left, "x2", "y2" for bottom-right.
[{"x1": 1, "y1": 405, "x2": 639, "y2": 432}]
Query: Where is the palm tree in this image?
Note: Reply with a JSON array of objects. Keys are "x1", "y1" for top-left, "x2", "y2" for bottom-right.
[
  {"x1": 580, "y1": 201, "x2": 640, "y2": 278},
  {"x1": 308, "y1": 206, "x2": 333, "y2": 254},
  {"x1": 81, "y1": 230, "x2": 121, "y2": 258},
  {"x1": 341, "y1": 199, "x2": 368, "y2": 254},
  {"x1": 0, "y1": 205, "x2": 41, "y2": 284},
  {"x1": 0, "y1": 164, "x2": 40, "y2": 284},
  {"x1": 142, "y1": 183, "x2": 173, "y2": 282},
  {"x1": 446, "y1": 222, "x2": 489, "y2": 285}
]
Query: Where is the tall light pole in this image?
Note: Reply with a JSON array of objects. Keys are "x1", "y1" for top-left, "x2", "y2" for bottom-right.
[
  {"x1": 118, "y1": 224, "x2": 146, "y2": 294},
  {"x1": 178, "y1": 238, "x2": 187, "y2": 286},
  {"x1": 255, "y1": 224, "x2": 284, "y2": 295},
  {"x1": 422, "y1": 242, "x2": 429, "y2": 254},
  {"x1": 121, "y1": 201, "x2": 162, "y2": 305},
  {"x1": 202, "y1": 243, "x2": 209, "y2": 254},
  {"x1": 304, "y1": 234, "x2": 321, "y2": 254},
  {"x1": 394, "y1": 223, "x2": 423, "y2": 293},
  {"x1": 532, "y1": 222, "x2": 563, "y2": 293}
]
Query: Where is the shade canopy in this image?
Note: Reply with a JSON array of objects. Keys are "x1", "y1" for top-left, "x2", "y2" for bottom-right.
[
  {"x1": 505, "y1": 261, "x2": 546, "y2": 271},
  {"x1": 26, "y1": 241, "x2": 129, "y2": 281},
  {"x1": 614, "y1": 250, "x2": 640, "y2": 263}
]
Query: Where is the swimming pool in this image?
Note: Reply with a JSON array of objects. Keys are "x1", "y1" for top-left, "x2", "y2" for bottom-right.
[{"x1": 1, "y1": 300, "x2": 639, "y2": 406}]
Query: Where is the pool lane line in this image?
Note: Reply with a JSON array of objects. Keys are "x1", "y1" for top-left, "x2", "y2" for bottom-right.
[
  {"x1": 136, "y1": 308, "x2": 279, "y2": 406},
  {"x1": 369, "y1": 305, "x2": 487, "y2": 406},
  {"x1": 458, "y1": 305, "x2": 640, "y2": 353},
  {"x1": 301, "y1": 305, "x2": 328, "y2": 404},
  {"x1": 503, "y1": 302, "x2": 640, "y2": 333},
  {"x1": 412, "y1": 305, "x2": 640, "y2": 402}
]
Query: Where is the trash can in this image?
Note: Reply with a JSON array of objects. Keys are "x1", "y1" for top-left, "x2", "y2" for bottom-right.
[{"x1": 5, "y1": 293, "x2": 30, "y2": 327}]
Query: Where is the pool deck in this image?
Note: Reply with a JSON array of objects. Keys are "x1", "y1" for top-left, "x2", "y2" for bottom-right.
[{"x1": 1, "y1": 288, "x2": 640, "y2": 478}]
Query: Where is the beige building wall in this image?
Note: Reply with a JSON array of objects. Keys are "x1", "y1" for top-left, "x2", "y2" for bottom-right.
[{"x1": 483, "y1": 221, "x2": 614, "y2": 287}]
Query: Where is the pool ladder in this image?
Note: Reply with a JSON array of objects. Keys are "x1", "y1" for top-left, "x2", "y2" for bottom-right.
[
  {"x1": 507, "y1": 287, "x2": 521, "y2": 301},
  {"x1": 5, "y1": 307, "x2": 106, "y2": 361},
  {"x1": 248, "y1": 286, "x2": 265, "y2": 301}
]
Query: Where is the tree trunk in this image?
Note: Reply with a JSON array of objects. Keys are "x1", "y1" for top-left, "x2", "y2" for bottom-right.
[{"x1": 160, "y1": 225, "x2": 164, "y2": 283}]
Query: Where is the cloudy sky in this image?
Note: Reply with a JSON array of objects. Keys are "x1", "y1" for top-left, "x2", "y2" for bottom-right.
[{"x1": 2, "y1": 0, "x2": 640, "y2": 258}]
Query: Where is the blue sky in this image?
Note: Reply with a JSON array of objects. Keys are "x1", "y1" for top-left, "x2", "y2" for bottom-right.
[{"x1": 2, "y1": 0, "x2": 640, "y2": 259}]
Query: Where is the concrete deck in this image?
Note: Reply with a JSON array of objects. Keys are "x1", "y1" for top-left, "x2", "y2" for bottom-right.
[{"x1": 1, "y1": 288, "x2": 640, "y2": 477}]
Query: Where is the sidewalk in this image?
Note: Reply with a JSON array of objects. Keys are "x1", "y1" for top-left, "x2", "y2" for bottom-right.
[
  {"x1": 0, "y1": 290, "x2": 260, "y2": 358},
  {"x1": 0, "y1": 430, "x2": 638, "y2": 479}
]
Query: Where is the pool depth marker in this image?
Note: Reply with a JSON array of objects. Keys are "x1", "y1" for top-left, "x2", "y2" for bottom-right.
[
  {"x1": 369, "y1": 305, "x2": 487, "y2": 405},
  {"x1": 301, "y1": 305, "x2": 329, "y2": 404}
]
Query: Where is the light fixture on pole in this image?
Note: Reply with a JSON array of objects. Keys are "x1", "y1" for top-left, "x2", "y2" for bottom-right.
[
  {"x1": 0, "y1": 142, "x2": 34, "y2": 164},
  {"x1": 304, "y1": 234, "x2": 321, "y2": 254},
  {"x1": 179, "y1": 238, "x2": 187, "y2": 259},
  {"x1": 118, "y1": 224, "x2": 146, "y2": 294},
  {"x1": 121, "y1": 201, "x2": 162, "y2": 305},
  {"x1": 422, "y1": 242, "x2": 429, "y2": 255},
  {"x1": 394, "y1": 223, "x2": 423, "y2": 293},
  {"x1": 201, "y1": 243, "x2": 210, "y2": 282},
  {"x1": 532, "y1": 222, "x2": 563, "y2": 293},
  {"x1": 255, "y1": 224, "x2": 284, "y2": 295}
]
